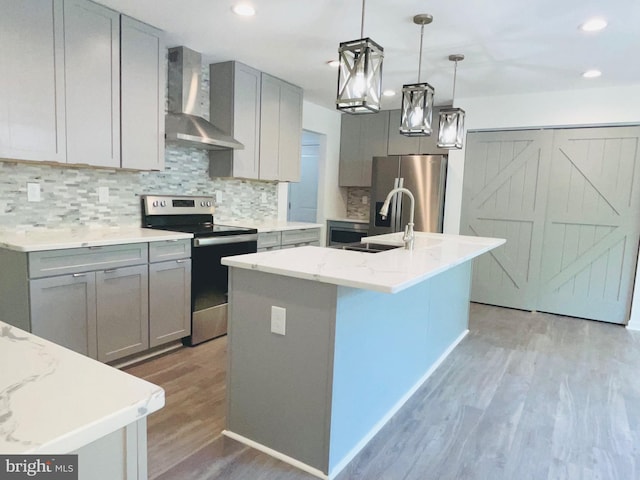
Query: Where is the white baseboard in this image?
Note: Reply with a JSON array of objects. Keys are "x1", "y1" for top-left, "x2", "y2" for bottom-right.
[
  {"x1": 222, "y1": 430, "x2": 328, "y2": 480},
  {"x1": 327, "y1": 328, "x2": 470, "y2": 479}
]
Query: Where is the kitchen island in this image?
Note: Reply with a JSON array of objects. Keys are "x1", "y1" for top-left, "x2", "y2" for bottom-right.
[
  {"x1": 0, "y1": 320, "x2": 164, "y2": 479},
  {"x1": 221, "y1": 232, "x2": 505, "y2": 479}
]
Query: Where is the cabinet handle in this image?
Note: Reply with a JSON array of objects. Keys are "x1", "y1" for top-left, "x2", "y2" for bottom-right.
[
  {"x1": 176, "y1": 259, "x2": 186, "y2": 264},
  {"x1": 72, "y1": 273, "x2": 86, "y2": 278},
  {"x1": 104, "y1": 269, "x2": 117, "y2": 274}
]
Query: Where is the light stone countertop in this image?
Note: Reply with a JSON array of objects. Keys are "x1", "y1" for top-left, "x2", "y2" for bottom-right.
[
  {"x1": 222, "y1": 231, "x2": 505, "y2": 293},
  {"x1": 0, "y1": 321, "x2": 164, "y2": 454},
  {"x1": 220, "y1": 219, "x2": 323, "y2": 232},
  {"x1": 0, "y1": 227, "x2": 193, "y2": 252}
]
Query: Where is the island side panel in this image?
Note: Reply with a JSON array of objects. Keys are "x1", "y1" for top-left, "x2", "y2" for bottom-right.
[
  {"x1": 0, "y1": 248, "x2": 30, "y2": 331},
  {"x1": 226, "y1": 268, "x2": 338, "y2": 473},
  {"x1": 329, "y1": 261, "x2": 473, "y2": 473}
]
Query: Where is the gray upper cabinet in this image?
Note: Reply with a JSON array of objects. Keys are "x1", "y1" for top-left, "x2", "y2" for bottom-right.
[
  {"x1": 209, "y1": 62, "x2": 262, "y2": 179},
  {"x1": 64, "y1": 0, "x2": 120, "y2": 168},
  {"x1": 120, "y1": 16, "x2": 165, "y2": 171},
  {"x1": 387, "y1": 108, "x2": 448, "y2": 156},
  {"x1": 0, "y1": 0, "x2": 164, "y2": 170},
  {"x1": 0, "y1": 0, "x2": 66, "y2": 163},
  {"x1": 209, "y1": 64, "x2": 303, "y2": 181},
  {"x1": 338, "y1": 111, "x2": 389, "y2": 186}
]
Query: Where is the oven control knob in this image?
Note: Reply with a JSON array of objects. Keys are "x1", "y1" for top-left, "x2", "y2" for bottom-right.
[
  {"x1": 152, "y1": 200, "x2": 159, "y2": 207},
  {"x1": 200, "y1": 201, "x2": 205, "y2": 207},
  {"x1": 206, "y1": 201, "x2": 212, "y2": 207},
  {"x1": 160, "y1": 201, "x2": 167, "y2": 207}
]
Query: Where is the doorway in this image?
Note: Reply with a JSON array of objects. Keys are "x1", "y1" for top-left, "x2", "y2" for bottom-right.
[{"x1": 288, "y1": 130, "x2": 320, "y2": 222}]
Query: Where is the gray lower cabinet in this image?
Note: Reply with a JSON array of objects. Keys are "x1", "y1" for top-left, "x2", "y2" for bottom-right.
[
  {"x1": 257, "y1": 228, "x2": 321, "y2": 251},
  {"x1": 30, "y1": 272, "x2": 98, "y2": 358},
  {"x1": 96, "y1": 265, "x2": 149, "y2": 362},
  {"x1": 149, "y1": 259, "x2": 191, "y2": 348}
]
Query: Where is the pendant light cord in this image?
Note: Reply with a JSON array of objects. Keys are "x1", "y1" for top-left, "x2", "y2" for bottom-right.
[
  {"x1": 360, "y1": 0, "x2": 365, "y2": 38},
  {"x1": 452, "y1": 59, "x2": 458, "y2": 102},
  {"x1": 417, "y1": 24, "x2": 424, "y2": 83}
]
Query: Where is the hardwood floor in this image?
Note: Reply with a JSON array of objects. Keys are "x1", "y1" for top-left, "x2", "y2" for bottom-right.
[{"x1": 125, "y1": 303, "x2": 640, "y2": 479}]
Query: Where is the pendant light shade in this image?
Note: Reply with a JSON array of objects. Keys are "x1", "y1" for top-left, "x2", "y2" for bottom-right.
[
  {"x1": 400, "y1": 14, "x2": 434, "y2": 136},
  {"x1": 437, "y1": 54, "x2": 466, "y2": 149},
  {"x1": 336, "y1": 0, "x2": 384, "y2": 114}
]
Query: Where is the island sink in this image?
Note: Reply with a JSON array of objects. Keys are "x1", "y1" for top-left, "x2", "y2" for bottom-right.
[{"x1": 338, "y1": 242, "x2": 401, "y2": 253}]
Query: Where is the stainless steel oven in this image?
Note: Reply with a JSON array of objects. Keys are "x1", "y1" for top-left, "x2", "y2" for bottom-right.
[{"x1": 142, "y1": 195, "x2": 257, "y2": 346}]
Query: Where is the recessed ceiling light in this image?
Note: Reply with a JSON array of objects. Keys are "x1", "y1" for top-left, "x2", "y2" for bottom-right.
[
  {"x1": 580, "y1": 17, "x2": 607, "y2": 32},
  {"x1": 327, "y1": 60, "x2": 340, "y2": 68},
  {"x1": 582, "y1": 69, "x2": 602, "y2": 78},
  {"x1": 382, "y1": 90, "x2": 396, "y2": 97},
  {"x1": 232, "y1": 3, "x2": 255, "y2": 16}
]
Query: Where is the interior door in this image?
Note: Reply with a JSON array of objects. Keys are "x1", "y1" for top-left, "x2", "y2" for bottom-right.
[
  {"x1": 536, "y1": 127, "x2": 640, "y2": 323},
  {"x1": 460, "y1": 130, "x2": 552, "y2": 310}
]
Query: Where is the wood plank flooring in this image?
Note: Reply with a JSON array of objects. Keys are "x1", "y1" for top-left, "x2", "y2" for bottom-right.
[{"x1": 125, "y1": 303, "x2": 640, "y2": 480}]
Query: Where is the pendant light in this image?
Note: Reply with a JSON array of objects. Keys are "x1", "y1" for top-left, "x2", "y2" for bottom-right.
[
  {"x1": 336, "y1": 0, "x2": 384, "y2": 114},
  {"x1": 437, "y1": 54, "x2": 466, "y2": 149},
  {"x1": 400, "y1": 14, "x2": 435, "y2": 136}
]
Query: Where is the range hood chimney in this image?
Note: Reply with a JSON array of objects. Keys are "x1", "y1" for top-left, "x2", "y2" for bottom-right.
[{"x1": 165, "y1": 46, "x2": 244, "y2": 150}]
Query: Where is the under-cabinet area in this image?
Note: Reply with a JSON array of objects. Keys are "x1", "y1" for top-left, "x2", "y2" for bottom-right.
[{"x1": 0, "y1": 234, "x2": 191, "y2": 363}]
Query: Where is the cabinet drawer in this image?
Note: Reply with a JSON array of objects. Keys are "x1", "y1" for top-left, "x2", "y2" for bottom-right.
[
  {"x1": 257, "y1": 231, "x2": 281, "y2": 248},
  {"x1": 29, "y1": 243, "x2": 149, "y2": 279},
  {"x1": 149, "y1": 239, "x2": 191, "y2": 262},
  {"x1": 281, "y1": 228, "x2": 320, "y2": 246}
]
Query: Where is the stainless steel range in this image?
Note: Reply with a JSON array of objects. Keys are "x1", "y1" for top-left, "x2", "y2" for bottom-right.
[{"x1": 142, "y1": 195, "x2": 257, "y2": 346}]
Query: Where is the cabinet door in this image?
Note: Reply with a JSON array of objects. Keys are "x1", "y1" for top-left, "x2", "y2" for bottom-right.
[
  {"x1": 120, "y1": 16, "x2": 164, "y2": 170},
  {"x1": 278, "y1": 81, "x2": 303, "y2": 182},
  {"x1": 259, "y1": 73, "x2": 282, "y2": 180},
  {"x1": 96, "y1": 265, "x2": 149, "y2": 362},
  {"x1": 339, "y1": 111, "x2": 389, "y2": 186},
  {"x1": 30, "y1": 273, "x2": 98, "y2": 359},
  {"x1": 149, "y1": 259, "x2": 191, "y2": 348},
  {"x1": 233, "y1": 63, "x2": 262, "y2": 178},
  {"x1": 0, "y1": 0, "x2": 66, "y2": 162},
  {"x1": 387, "y1": 109, "x2": 420, "y2": 155},
  {"x1": 64, "y1": 0, "x2": 120, "y2": 168}
]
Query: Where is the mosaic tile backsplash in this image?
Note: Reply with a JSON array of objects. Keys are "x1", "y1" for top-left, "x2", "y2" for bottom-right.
[
  {"x1": 0, "y1": 62, "x2": 278, "y2": 232},
  {"x1": 346, "y1": 187, "x2": 371, "y2": 221},
  {"x1": 0, "y1": 147, "x2": 278, "y2": 232}
]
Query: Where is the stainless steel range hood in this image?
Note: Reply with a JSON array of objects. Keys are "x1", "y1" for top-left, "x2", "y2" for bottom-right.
[{"x1": 166, "y1": 46, "x2": 244, "y2": 150}]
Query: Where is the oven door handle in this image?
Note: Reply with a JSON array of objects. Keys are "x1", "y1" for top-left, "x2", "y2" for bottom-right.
[{"x1": 193, "y1": 234, "x2": 258, "y2": 247}]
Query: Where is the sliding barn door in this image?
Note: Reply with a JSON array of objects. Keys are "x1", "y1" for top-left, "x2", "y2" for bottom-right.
[
  {"x1": 460, "y1": 130, "x2": 551, "y2": 310},
  {"x1": 461, "y1": 126, "x2": 640, "y2": 324},
  {"x1": 537, "y1": 127, "x2": 640, "y2": 324}
]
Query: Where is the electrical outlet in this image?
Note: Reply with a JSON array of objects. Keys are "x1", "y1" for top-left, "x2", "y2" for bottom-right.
[
  {"x1": 98, "y1": 186, "x2": 109, "y2": 204},
  {"x1": 215, "y1": 191, "x2": 223, "y2": 203},
  {"x1": 270, "y1": 306, "x2": 286, "y2": 335},
  {"x1": 261, "y1": 192, "x2": 268, "y2": 203},
  {"x1": 27, "y1": 182, "x2": 41, "y2": 202},
  {"x1": 362, "y1": 195, "x2": 368, "y2": 204}
]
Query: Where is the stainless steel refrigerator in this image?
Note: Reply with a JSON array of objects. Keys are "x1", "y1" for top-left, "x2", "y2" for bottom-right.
[{"x1": 368, "y1": 155, "x2": 447, "y2": 236}]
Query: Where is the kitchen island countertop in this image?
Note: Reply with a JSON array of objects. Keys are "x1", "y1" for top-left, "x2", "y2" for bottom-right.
[{"x1": 222, "y1": 231, "x2": 505, "y2": 293}]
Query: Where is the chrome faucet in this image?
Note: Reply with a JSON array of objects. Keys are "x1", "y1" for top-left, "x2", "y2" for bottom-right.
[{"x1": 379, "y1": 187, "x2": 415, "y2": 250}]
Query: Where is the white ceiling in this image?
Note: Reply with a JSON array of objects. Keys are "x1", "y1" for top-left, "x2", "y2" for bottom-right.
[{"x1": 97, "y1": 0, "x2": 640, "y2": 110}]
